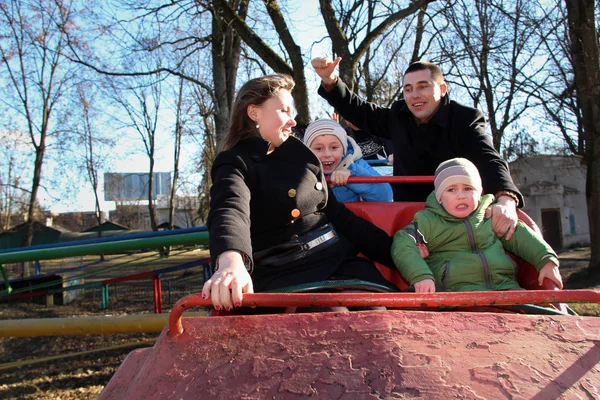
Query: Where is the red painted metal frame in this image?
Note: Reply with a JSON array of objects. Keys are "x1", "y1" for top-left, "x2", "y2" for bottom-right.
[
  {"x1": 153, "y1": 276, "x2": 162, "y2": 314},
  {"x1": 168, "y1": 290, "x2": 600, "y2": 336},
  {"x1": 329, "y1": 176, "x2": 435, "y2": 183}
]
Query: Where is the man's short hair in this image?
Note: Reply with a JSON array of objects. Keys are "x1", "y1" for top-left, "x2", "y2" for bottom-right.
[{"x1": 404, "y1": 61, "x2": 445, "y2": 84}]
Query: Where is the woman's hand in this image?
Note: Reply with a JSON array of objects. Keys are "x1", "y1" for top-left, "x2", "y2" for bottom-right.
[
  {"x1": 201, "y1": 251, "x2": 254, "y2": 310},
  {"x1": 330, "y1": 170, "x2": 351, "y2": 187},
  {"x1": 414, "y1": 279, "x2": 436, "y2": 293},
  {"x1": 538, "y1": 261, "x2": 563, "y2": 289}
]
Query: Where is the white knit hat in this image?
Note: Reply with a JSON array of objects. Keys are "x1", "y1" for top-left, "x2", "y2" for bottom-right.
[
  {"x1": 434, "y1": 158, "x2": 482, "y2": 202},
  {"x1": 303, "y1": 118, "x2": 348, "y2": 155}
]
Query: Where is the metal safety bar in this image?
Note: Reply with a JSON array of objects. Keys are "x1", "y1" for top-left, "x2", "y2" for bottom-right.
[
  {"x1": 327, "y1": 176, "x2": 435, "y2": 183},
  {"x1": 168, "y1": 290, "x2": 600, "y2": 336}
]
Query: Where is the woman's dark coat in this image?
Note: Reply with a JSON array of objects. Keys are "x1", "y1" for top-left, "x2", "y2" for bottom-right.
[{"x1": 208, "y1": 136, "x2": 394, "y2": 292}]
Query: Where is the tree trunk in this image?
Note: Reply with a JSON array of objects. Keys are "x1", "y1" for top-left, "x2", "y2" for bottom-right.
[
  {"x1": 213, "y1": 0, "x2": 310, "y2": 126},
  {"x1": 212, "y1": 0, "x2": 247, "y2": 150},
  {"x1": 565, "y1": 0, "x2": 600, "y2": 276},
  {"x1": 147, "y1": 159, "x2": 158, "y2": 233},
  {"x1": 24, "y1": 140, "x2": 45, "y2": 247}
]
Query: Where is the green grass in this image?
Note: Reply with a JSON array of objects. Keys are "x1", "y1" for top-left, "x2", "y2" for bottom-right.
[{"x1": 569, "y1": 302, "x2": 600, "y2": 317}]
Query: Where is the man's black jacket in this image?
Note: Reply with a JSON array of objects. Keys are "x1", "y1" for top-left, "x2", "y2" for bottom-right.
[{"x1": 319, "y1": 78, "x2": 523, "y2": 205}]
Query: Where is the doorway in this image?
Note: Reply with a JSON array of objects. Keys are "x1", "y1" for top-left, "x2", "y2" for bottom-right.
[{"x1": 541, "y1": 208, "x2": 562, "y2": 250}]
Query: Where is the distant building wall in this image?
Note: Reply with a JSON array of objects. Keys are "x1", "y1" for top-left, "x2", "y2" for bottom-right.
[
  {"x1": 510, "y1": 156, "x2": 589, "y2": 249},
  {"x1": 109, "y1": 195, "x2": 200, "y2": 229},
  {"x1": 53, "y1": 211, "x2": 108, "y2": 232},
  {"x1": 104, "y1": 172, "x2": 171, "y2": 201}
]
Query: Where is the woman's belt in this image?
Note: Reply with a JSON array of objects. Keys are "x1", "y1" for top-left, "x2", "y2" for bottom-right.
[{"x1": 253, "y1": 224, "x2": 338, "y2": 268}]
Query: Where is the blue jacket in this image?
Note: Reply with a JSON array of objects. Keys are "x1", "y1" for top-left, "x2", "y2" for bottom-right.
[{"x1": 331, "y1": 137, "x2": 393, "y2": 202}]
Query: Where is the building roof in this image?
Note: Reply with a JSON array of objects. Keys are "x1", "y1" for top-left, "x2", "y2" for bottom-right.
[
  {"x1": 6, "y1": 221, "x2": 70, "y2": 234},
  {"x1": 83, "y1": 221, "x2": 129, "y2": 232}
]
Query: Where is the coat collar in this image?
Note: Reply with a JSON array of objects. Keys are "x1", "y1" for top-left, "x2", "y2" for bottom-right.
[
  {"x1": 426, "y1": 191, "x2": 494, "y2": 222},
  {"x1": 236, "y1": 135, "x2": 306, "y2": 162},
  {"x1": 234, "y1": 136, "x2": 273, "y2": 162}
]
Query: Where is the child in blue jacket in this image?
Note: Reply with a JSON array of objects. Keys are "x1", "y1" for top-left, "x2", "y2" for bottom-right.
[{"x1": 304, "y1": 118, "x2": 393, "y2": 202}]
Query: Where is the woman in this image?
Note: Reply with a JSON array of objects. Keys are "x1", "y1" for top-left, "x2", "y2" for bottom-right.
[{"x1": 201, "y1": 74, "x2": 395, "y2": 311}]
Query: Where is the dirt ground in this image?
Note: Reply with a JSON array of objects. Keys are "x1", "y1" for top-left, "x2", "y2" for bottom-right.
[{"x1": 0, "y1": 247, "x2": 595, "y2": 399}]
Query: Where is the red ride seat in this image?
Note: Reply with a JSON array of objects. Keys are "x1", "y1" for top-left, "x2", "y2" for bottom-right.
[{"x1": 344, "y1": 202, "x2": 559, "y2": 291}]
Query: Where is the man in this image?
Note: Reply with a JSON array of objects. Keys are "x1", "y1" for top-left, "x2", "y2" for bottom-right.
[{"x1": 313, "y1": 57, "x2": 522, "y2": 239}]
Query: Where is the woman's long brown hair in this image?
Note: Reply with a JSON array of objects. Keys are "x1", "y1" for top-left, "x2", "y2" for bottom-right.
[{"x1": 221, "y1": 74, "x2": 295, "y2": 152}]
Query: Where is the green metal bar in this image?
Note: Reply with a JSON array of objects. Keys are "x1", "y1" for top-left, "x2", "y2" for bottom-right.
[
  {"x1": 0, "y1": 264, "x2": 12, "y2": 294},
  {"x1": 102, "y1": 284, "x2": 109, "y2": 310},
  {"x1": 2, "y1": 254, "x2": 157, "y2": 297},
  {"x1": 0, "y1": 232, "x2": 209, "y2": 265}
]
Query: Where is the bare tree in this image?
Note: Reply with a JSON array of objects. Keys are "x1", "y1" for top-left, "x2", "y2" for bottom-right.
[
  {"x1": 191, "y1": 85, "x2": 217, "y2": 224},
  {"x1": 319, "y1": 0, "x2": 435, "y2": 91},
  {"x1": 61, "y1": 0, "x2": 244, "y2": 203},
  {"x1": 0, "y1": 0, "x2": 80, "y2": 245},
  {"x1": 167, "y1": 76, "x2": 185, "y2": 232},
  {"x1": 211, "y1": 0, "x2": 311, "y2": 126},
  {"x1": 107, "y1": 72, "x2": 165, "y2": 233},
  {"x1": 353, "y1": 3, "x2": 431, "y2": 105},
  {"x1": 517, "y1": 2, "x2": 583, "y2": 157},
  {"x1": 62, "y1": 0, "x2": 242, "y2": 148},
  {"x1": 565, "y1": 0, "x2": 600, "y2": 276},
  {"x1": 0, "y1": 130, "x2": 30, "y2": 232},
  {"x1": 211, "y1": 0, "x2": 248, "y2": 147},
  {"x1": 73, "y1": 83, "x2": 112, "y2": 232},
  {"x1": 434, "y1": 0, "x2": 546, "y2": 151}
]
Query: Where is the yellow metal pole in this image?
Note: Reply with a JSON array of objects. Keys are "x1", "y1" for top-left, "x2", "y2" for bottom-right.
[{"x1": 0, "y1": 312, "x2": 207, "y2": 337}]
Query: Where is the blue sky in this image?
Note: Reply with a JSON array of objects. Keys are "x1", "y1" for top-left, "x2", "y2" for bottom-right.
[{"x1": 45, "y1": 1, "x2": 333, "y2": 214}]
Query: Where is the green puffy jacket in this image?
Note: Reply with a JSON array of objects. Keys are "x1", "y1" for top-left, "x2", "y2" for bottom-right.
[{"x1": 392, "y1": 192, "x2": 558, "y2": 292}]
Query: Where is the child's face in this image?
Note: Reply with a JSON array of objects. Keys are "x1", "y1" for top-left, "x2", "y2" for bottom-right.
[
  {"x1": 309, "y1": 134, "x2": 344, "y2": 174},
  {"x1": 439, "y1": 183, "x2": 481, "y2": 218}
]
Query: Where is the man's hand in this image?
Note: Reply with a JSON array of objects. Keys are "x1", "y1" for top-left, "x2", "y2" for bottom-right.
[
  {"x1": 414, "y1": 279, "x2": 436, "y2": 293},
  {"x1": 416, "y1": 243, "x2": 429, "y2": 259},
  {"x1": 330, "y1": 170, "x2": 351, "y2": 187},
  {"x1": 485, "y1": 195, "x2": 518, "y2": 240},
  {"x1": 311, "y1": 56, "x2": 342, "y2": 89}
]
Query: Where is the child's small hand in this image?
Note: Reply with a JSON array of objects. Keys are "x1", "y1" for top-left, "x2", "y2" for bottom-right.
[
  {"x1": 538, "y1": 262, "x2": 563, "y2": 289},
  {"x1": 417, "y1": 243, "x2": 429, "y2": 259},
  {"x1": 414, "y1": 279, "x2": 436, "y2": 293},
  {"x1": 330, "y1": 170, "x2": 351, "y2": 187}
]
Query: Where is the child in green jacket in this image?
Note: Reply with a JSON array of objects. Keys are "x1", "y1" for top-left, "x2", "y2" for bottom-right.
[{"x1": 392, "y1": 157, "x2": 563, "y2": 292}]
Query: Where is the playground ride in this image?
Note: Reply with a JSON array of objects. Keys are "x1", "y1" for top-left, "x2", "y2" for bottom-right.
[{"x1": 99, "y1": 176, "x2": 600, "y2": 400}]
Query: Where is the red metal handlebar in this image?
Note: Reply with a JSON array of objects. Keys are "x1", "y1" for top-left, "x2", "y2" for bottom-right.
[
  {"x1": 326, "y1": 176, "x2": 435, "y2": 183},
  {"x1": 168, "y1": 290, "x2": 600, "y2": 336}
]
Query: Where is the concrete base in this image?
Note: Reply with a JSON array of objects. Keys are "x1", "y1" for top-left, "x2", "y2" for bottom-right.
[{"x1": 99, "y1": 309, "x2": 600, "y2": 399}]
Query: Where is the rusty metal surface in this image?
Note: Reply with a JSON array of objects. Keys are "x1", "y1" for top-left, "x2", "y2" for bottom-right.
[{"x1": 100, "y1": 310, "x2": 600, "y2": 399}]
